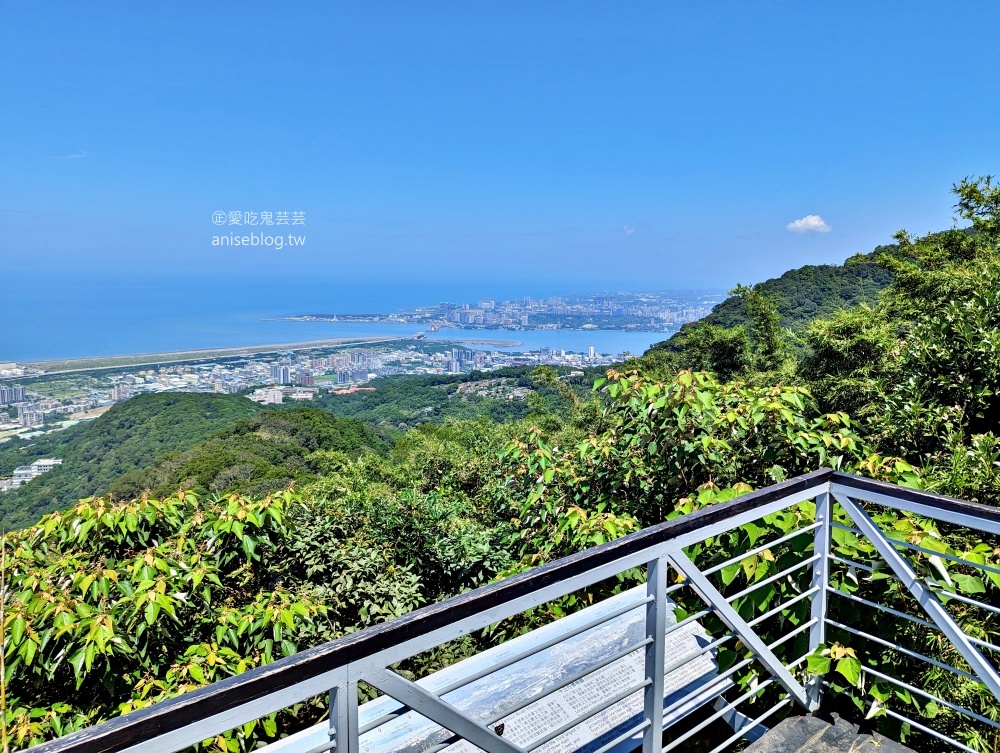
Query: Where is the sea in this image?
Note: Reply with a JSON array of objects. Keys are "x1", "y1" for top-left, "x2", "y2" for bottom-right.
[{"x1": 2, "y1": 275, "x2": 676, "y2": 363}]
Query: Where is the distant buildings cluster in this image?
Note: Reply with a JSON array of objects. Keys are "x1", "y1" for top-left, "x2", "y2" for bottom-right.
[
  {"x1": 0, "y1": 337, "x2": 626, "y2": 443},
  {"x1": 0, "y1": 384, "x2": 45, "y2": 430},
  {"x1": 0, "y1": 457, "x2": 62, "y2": 493},
  {"x1": 292, "y1": 290, "x2": 723, "y2": 333},
  {"x1": 435, "y1": 295, "x2": 715, "y2": 329}
]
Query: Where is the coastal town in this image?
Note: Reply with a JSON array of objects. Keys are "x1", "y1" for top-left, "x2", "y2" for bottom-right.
[
  {"x1": 0, "y1": 290, "x2": 725, "y2": 448},
  {"x1": 0, "y1": 338, "x2": 626, "y2": 446},
  {"x1": 286, "y1": 290, "x2": 722, "y2": 331}
]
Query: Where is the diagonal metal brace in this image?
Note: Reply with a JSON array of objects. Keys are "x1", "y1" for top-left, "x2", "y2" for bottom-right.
[
  {"x1": 670, "y1": 551, "x2": 811, "y2": 709},
  {"x1": 361, "y1": 666, "x2": 526, "y2": 753},
  {"x1": 834, "y1": 493, "x2": 1000, "y2": 702}
]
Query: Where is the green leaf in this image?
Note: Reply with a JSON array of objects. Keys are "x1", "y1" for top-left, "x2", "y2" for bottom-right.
[
  {"x1": 807, "y1": 654, "x2": 831, "y2": 676},
  {"x1": 189, "y1": 663, "x2": 206, "y2": 683},
  {"x1": 68, "y1": 649, "x2": 86, "y2": 680},
  {"x1": 836, "y1": 656, "x2": 862, "y2": 688},
  {"x1": 720, "y1": 561, "x2": 741, "y2": 587},
  {"x1": 10, "y1": 616, "x2": 25, "y2": 645},
  {"x1": 262, "y1": 715, "x2": 278, "y2": 737},
  {"x1": 953, "y1": 573, "x2": 986, "y2": 594}
]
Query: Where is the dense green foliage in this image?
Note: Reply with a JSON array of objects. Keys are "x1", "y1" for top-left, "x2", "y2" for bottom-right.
[
  {"x1": 312, "y1": 366, "x2": 598, "y2": 429},
  {"x1": 662, "y1": 249, "x2": 893, "y2": 335},
  {"x1": 105, "y1": 407, "x2": 390, "y2": 501},
  {"x1": 4, "y1": 178, "x2": 1000, "y2": 752},
  {"x1": 0, "y1": 394, "x2": 261, "y2": 530},
  {"x1": 645, "y1": 245, "x2": 895, "y2": 375},
  {"x1": 0, "y1": 369, "x2": 589, "y2": 532}
]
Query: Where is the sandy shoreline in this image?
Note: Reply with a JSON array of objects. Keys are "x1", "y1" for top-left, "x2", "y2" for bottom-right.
[{"x1": 21, "y1": 336, "x2": 411, "y2": 374}]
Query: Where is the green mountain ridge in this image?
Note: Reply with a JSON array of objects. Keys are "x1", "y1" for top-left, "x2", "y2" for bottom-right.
[
  {"x1": 0, "y1": 393, "x2": 262, "y2": 529},
  {"x1": 645, "y1": 244, "x2": 897, "y2": 357},
  {"x1": 106, "y1": 405, "x2": 391, "y2": 501}
]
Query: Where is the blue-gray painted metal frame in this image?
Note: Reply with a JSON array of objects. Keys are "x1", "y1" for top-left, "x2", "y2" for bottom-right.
[{"x1": 26, "y1": 469, "x2": 1000, "y2": 753}]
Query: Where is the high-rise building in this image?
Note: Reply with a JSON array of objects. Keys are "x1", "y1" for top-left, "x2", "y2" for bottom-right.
[
  {"x1": 19, "y1": 407, "x2": 43, "y2": 428},
  {"x1": 110, "y1": 384, "x2": 131, "y2": 403},
  {"x1": 270, "y1": 364, "x2": 291, "y2": 384},
  {"x1": 588, "y1": 346, "x2": 596, "y2": 360},
  {"x1": 0, "y1": 384, "x2": 26, "y2": 405}
]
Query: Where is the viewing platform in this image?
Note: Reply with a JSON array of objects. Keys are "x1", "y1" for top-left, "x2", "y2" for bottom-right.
[{"x1": 29, "y1": 469, "x2": 1000, "y2": 753}]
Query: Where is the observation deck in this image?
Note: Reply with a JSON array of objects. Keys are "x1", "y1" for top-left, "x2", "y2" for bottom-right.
[{"x1": 29, "y1": 470, "x2": 1000, "y2": 753}]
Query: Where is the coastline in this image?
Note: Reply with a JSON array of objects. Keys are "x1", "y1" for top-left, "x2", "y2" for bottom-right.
[
  {"x1": 20, "y1": 336, "x2": 411, "y2": 375},
  {"x1": 445, "y1": 338, "x2": 522, "y2": 347}
]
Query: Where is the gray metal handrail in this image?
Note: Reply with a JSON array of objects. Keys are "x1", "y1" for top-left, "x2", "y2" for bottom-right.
[{"x1": 24, "y1": 469, "x2": 1000, "y2": 753}]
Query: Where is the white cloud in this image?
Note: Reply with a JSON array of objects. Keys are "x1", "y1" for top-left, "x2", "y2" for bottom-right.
[
  {"x1": 43, "y1": 149, "x2": 87, "y2": 160},
  {"x1": 623, "y1": 225, "x2": 635, "y2": 234},
  {"x1": 786, "y1": 214, "x2": 831, "y2": 233}
]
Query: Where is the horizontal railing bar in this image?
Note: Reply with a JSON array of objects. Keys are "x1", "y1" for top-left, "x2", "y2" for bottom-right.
[
  {"x1": 724, "y1": 554, "x2": 821, "y2": 603},
  {"x1": 933, "y1": 587, "x2": 1000, "y2": 616},
  {"x1": 831, "y1": 473, "x2": 1000, "y2": 535},
  {"x1": 484, "y1": 638, "x2": 653, "y2": 725},
  {"x1": 664, "y1": 485, "x2": 831, "y2": 555},
  {"x1": 301, "y1": 737, "x2": 337, "y2": 753},
  {"x1": 785, "y1": 651, "x2": 812, "y2": 670},
  {"x1": 701, "y1": 522, "x2": 822, "y2": 576},
  {"x1": 523, "y1": 679, "x2": 651, "y2": 752},
  {"x1": 428, "y1": 594, "x2": 654, "y2": 699},
  {"x1": 53, "y1": 472, "x2": 835, "y2": 753},
  {"x1": 661, "y1": 677, "x2": 778, "y2": 753},
  {"x1": 861, "y1": 665, "x2": 1000, "y2": 731},
  {"x1": 828, "y1": 554, "x2": 876, "y2": 573},
  {"x1": 660, "y1": 652, "x2": 749, "y2": 722},
  {"x1": 828, "y1": 586, "x2": 1000, "y2": 654},
  {"x1": 877, "y1": 706, "x2": 978, "y2": 753},
  {"x1": 831, "y1": 521, "x2": 1000, "y2": 579},
  {"x1": 357, "y1": 713, "x2": 401, "y2": 737},
  {"x1": 659, "y1": 621, "x2": 813, "y2": 725},
  {"x1": 766, "y1": 619, "x2": 817, "y2": 651},
  {"x1": 827, "y1": 588, "x2": 938, "y2": 630},
  {"x1": 829, "y1": 521, "x2": 860, "y2": 534},
  {"x1": 707, "y1": 697, "x2": 792, "y2": 753},
  {"x1": 589, "y1": 720, "x2": 651, "y2": 753},
  {"x1": 662, "y1": 633, "x2": 733, "y2": 677},
  {"x1": 968, "y1": 636, "x2": 1000, "y2": 654},
  {"x1": 747, "y1": 586, "x2": 820, "y2": 627},
  {"x1": 903, "y1": 543, "x2": 1000, "y2": 580},
  {"x1": 663, "y1": 607, "x2": 714, "y2": 638},
  {"x1": 825, "y1": 619, "x2": 981, "y2": 683}
]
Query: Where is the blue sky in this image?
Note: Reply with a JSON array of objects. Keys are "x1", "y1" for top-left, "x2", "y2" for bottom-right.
[{"x1": 2, "y1": 2, "x2": 999, "y2": 299}]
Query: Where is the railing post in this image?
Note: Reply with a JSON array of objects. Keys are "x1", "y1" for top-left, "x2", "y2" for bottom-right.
[
  {"x1": 643, "y1": 556, "x2": 668, "y2": 753},
  {"x1": 807, "y1": 490, "x2": 831, "y2": 710},
  {"x1": 329, "y1": 676, "x2": 358, "y2": 753}
]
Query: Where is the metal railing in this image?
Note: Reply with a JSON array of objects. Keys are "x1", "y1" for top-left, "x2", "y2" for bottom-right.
[{"x1": 28, "y1": 470, "x2": 1000, "y2": 753}]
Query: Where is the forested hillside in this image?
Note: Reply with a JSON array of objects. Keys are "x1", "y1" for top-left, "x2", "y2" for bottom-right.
[
  {"x1": 0, "y1": 393, "x2": 261, "y2": 529},
  {"x1": 105, "y1": 407, "x2": 390, "y2": 501},
  {"x1": 314, "y1": 366, "x2": 600, "y2": 428},
  {"x1": 643, "y1": 242, "x2": 896, "y2": 376},
  {"x1": 693, "y1": 252, "x2": 892, "y2": 330},
  {"x1": 0, "y1": 368, "x2": 590, "y2": 529},
  {"x1": 4, "y1": 178, "x2": 1000, "y2": 752}
]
